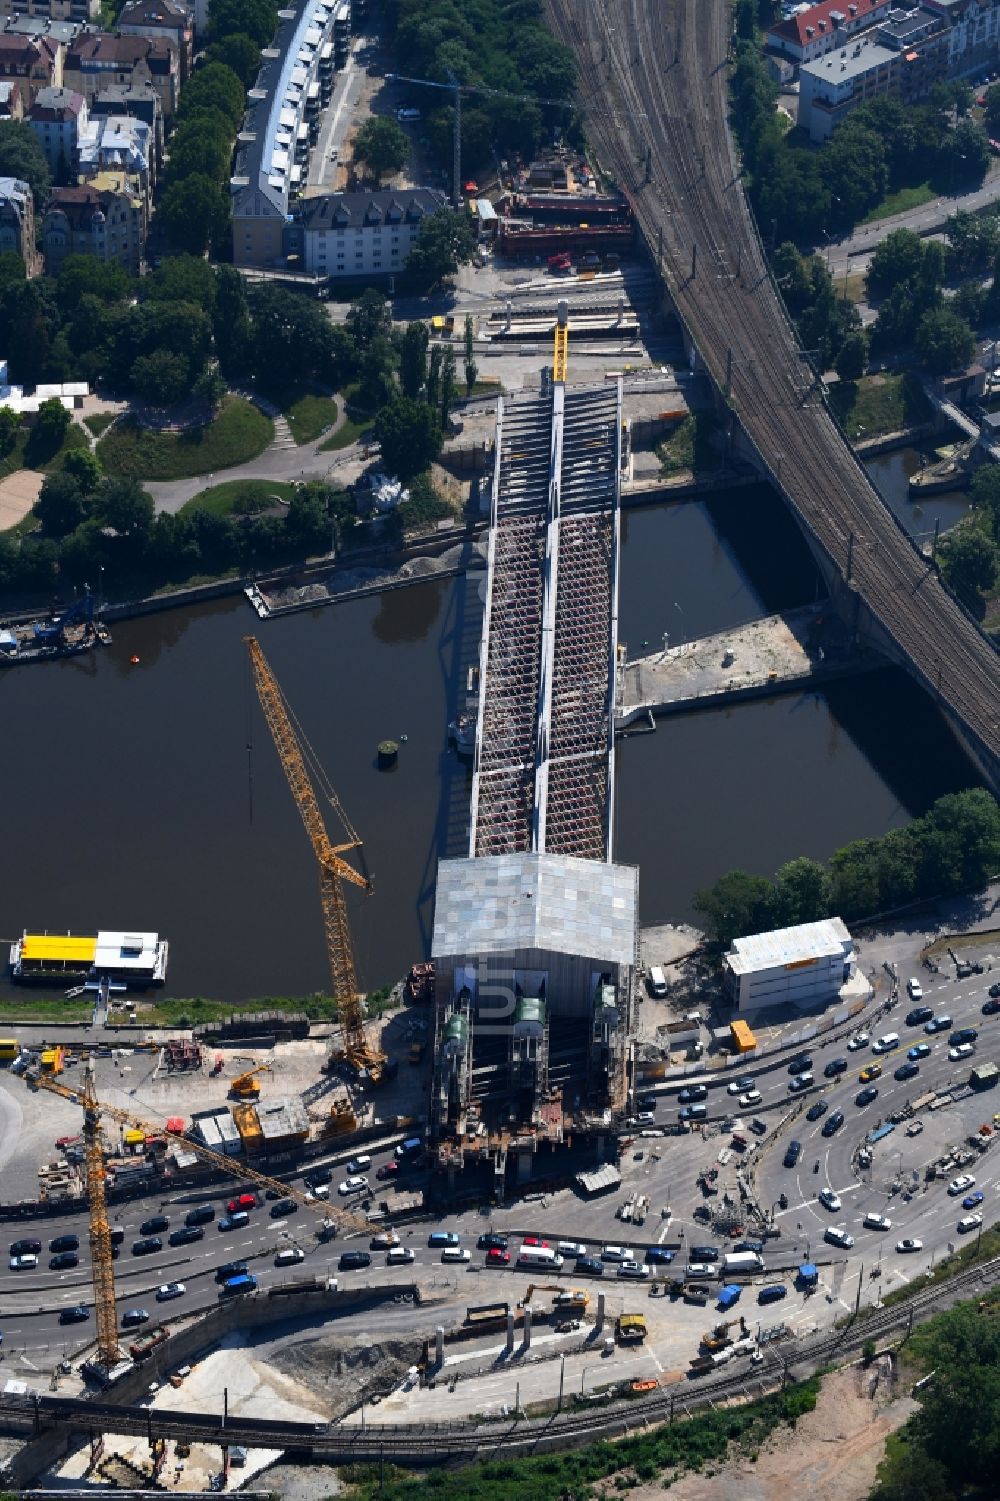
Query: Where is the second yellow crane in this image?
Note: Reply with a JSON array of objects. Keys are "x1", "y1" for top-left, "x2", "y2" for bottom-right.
[{"x1": 244, "y1": 637, "x2": 386, "y2": 1082}]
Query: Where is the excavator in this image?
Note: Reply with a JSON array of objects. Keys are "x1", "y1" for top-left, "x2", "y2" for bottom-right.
[
  {"x1": 229, "y1": 1063, "x2": 271, "y2": 1100},
  {"x1": 244, "y1": 637, "x2": 388, "y2": 1084},
  {"x1": 27, "y1": 1063, "x2": 377, "y2": 1372},
  {"x1": 700, "y1": 1315, "x2": 749, "y2": 1353}
]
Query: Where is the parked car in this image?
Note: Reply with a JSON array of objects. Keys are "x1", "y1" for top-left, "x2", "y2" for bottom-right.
[
  {"x1": 484, "y1": 1248, "x2": 510, "y2": 1266},
  {"x1": 906, "y1": 978, "x2": 924, "y2": 1001},
  {"x1": 477, "y1": 1233, "x2": 509, "y2": 1251},
  {"x1": 338, "y1": 1250, "x2": 372, "y2": 1270},
  {"x1": 387, "y1": 1246, "x2": 416, "y2": 1265},
  {"x1": 275, "y1": 1247, "x2": 306, "y2": 1266},
  {"x1": 157, "y1": 1282, "x2": 186, "y2": 1301},
  {"x1": 689, "y1": 1245, "x2": 719, "y2": 1261},
  {"x1": 575, "y1": 1255, "x2": 604, "y2": 1275},
  {"x1": 428, "y1": 1231, "x2": 459, "y2": 1248},
  {"x1": 376, "y1": 1162, "x2": 400, "y2": 1180},
  {"x1": 685, "y1": 1262, "x2": 716, "y2": 1279}
]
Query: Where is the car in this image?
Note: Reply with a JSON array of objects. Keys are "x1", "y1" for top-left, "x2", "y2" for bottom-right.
[
  {"x1": 859, "y1": 1063, "x2": 882, "y2": 1083},
  {"x1": 689, "y1": 1245, "x2": 720, "y2": 1261},
  {"x1": 264, "y1": 1187, "x2": 286, "y2": 1201},
  {"x1": 824, "y1": 1058, "x2": 848, "y2": 1078},
  {"x1": 905, "y1": 1006, "x2": 933, "y2": 1026},
  {"x1": 58, "y1": 1304, "x2": 89, "y2": 1324},
  {"x1": 788, "y1": 1074, "x2": 813, "y2": 1093},
  {"x1": 645, "y1": 1246, "x2": 675, "y2": 1263},
  {"x1": 856, "y1": 1086, "x2": 879, "y2": 1106},
  {"x1": 185, "y1": 1205, "x2": 215, "y2": 1226},
  {"x1": 963, "y1": 1190, "x2": 985, "y2": 1209},
  {"x1": 140, "y1": 1216, "x2": 169, "y2": 1236},
  {"x1": 739, "y1": 1089, "x2": 763, "y2": 1107},
  {"x1": 894, "y1": 1061, "x2": 920, "y2": 1081},
  {"x1": 575, "y1": 1255, "x2": 604, "y2": 1276},
  {"x1": 787, "y1": 1054, "x2": 812, "y2": 1075},
  {"x1": 818, "y1": 1189, "x2": 842, "y2": 1212},
  {"x1": 306, "y1": 1167, "x2": 332, "y2": 1187},
  {"x1": 728, "y1": 1076, "x2": 755, "y2": 1095},
  {"x1": 982, "y1": 998, "x2": 1000, "y2": 1015},
  {"x1": 275, "y1": 1247, "x2": 306, "y2": 1266},
  {"x1": 376, "y1": 1162, "x2": 400, "y2": 1180},
  {"x1": 896, "y1": 1238, "x2": 923, "y2": 1253},
  {"x1": 477, "y1": 1233, "x2": 509, "y2": 1252},
  {"x1": 485, "y1": 1247, "x2": 510, "y2": 1266},
  {"x1": 169, "y1": 1226, "x2": 204, "y2": 1246},
  {"x1": 522, "y1": 1236, "x2": 549, "y2": 1247},
  {"x1": 121, "y1": 1308, "x2": 150, "y2": 1328},
  {"x1": 957, "y1": 1214, "x2": 983, "y2": 1233},
  {"x1": 557, "y1": 1240, "x2": 588, "y2": 1258},
  {"x1": 948, "y1": 1175, "x2": 976, "y2": 1196},
  {"x1": 847, "y1": 1033, "x2": 869, "y2": 1051},
  {"x1": 635, "y1": 1111, "x2": 656, "y2": 1126},
  {"x1": 685, "y1": 1262, "x2": 716, "y2": 1279},
  {"x1": 824, "y1": 1227, "x2": 854, "y2": 1249},
  {"x1": 949, "y1": 1043, "x2": 976, "y2": 1060},
  {"x1": 647, "y1": 965, "x2": 668, "y2": 997},
  {"x1": 441, "y1": 1247, "x2": 471, "y2": 1263},
  {"x1": 989, "y1": 982, "x2": 1000, "y2": 998},
  {"x1": 339, "y1": 1250, "x2": 372, "y2": 1270},
  {"x1": 864, "y1": 1213, "x2": 892, "y2": 1231},
  {"x1": 218, "y1": 1212, "x2": 249, "y2": 1232},
  {"x1": 215, "y1": 1261, "x2": 248, "y2": 1283},
  {"x1": 783, "y1": 1139, "x2": 802, "y2": 1168},
  {"x1": 678, "y1": 1084, "x2": 707, "y2": 1103},
  {"x1": 269, "y1": 1198, "x2": 298, "y2": 1219},
  {"x1": 906, "y1": 979, "x2": 924, "y2": 1002},
  {"x1": 50, "y1": 1251, "x2": 79, "y2": 1270},
  {"x1": 338, "y1": 1176, "x2": 369, "y2": 1196},
  {"x1": 428, "y1": 1232, "x2": 460, "y2": 1248},
  {"x1": 735, "y1": 1238, "x2": 765, "y2": 1254},
  {"x1": 227, "y1": 1194, "x2": 256, "y2": 1215},
  {"x1": 387, "y1": 1246, "x2": 417, "y2": 1265},
  {"x1": 908, "y1": 1042, "x2": 931, "y2": 1060},
  {"x1": 905, "y1": 1120, "x2": 924, "y2": 1137},
  {"x1": 679, "y1": 1104, "x2": 708, "y2": 1121},
  {"x1": 49, "y1": 1234, "x2": 79, "y2": 1253},
  {"x1": 806, "y1": 1100, "x2": 828, "y2": 1121},
  {"x1": 925, "y1": 1015, "x2": 953, "y2": 1033},
  {"x1": 953, "y1": 1028, "x2": 979, "y2": 1046},
  {"x1": 9, "y1": 1254, "x2": 38, "y2": 1270},
  {"x1": 872, "y1": 1033, "x2": 900, "y2": 1054},
  {"x1": 10, "y1": 1239, "x2": 41, "y2": 1255},
  {"x1": 822, "y1": 1110, "x2": 845, "y2": 1137},
  {"x1": 131, "y1": 1237, "x2": 161, "y2": 1256},
  {"x1": 750, "y1": 1117, "x2": 768, "y2": 1136},
  {"x1": 346, "y1": 1157, "x2": 372, "y2": 1176},
  {"x1": 618, "y1": 1260, "x2": 650, "y2": 1279},
  {"x1": 156, "y1": 1282, "x2": 186, "y2": 1301},
  {"x1": 370, "y1": 1231, "x2": 400, "y2": 1250},
  {"x1": 600, "y1": 1244, "x2": 628, "y2": 1262}
]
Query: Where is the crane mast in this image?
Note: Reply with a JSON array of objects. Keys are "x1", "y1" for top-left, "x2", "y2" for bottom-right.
[
  {"x1": 244, "y1": 637, "x2": 384, "y2": 1080},
  {"x1": 81, "y1": 1061, "x2": 123, "y2": 1370}
]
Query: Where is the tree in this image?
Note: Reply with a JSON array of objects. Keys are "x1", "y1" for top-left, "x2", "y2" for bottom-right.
[
  {"x1": 735, "y1": 0, "x2": 755, "y2": 39},
  {"x1": 159, "y1": 174, "x2": 230, "y2": 256},
  {"x1": 771, "y1": 857, "x2": 830, "y2": 927},
  {"x1": 284, "y1": 487, "x2": 328, "y2": 553},
  {"x1": 176, "y1": 63, "x2": 245, "y2": 130},
  {"x1": 374, "y1": 396, "x2": 443, "y2": 479},
  {"x1": 130, "y1": 349, "x2": 191, "y2": 406},
  {"x1": 56, "y1": 254, "x2": 131, "y2": 311},
  {"x1": 35, "y1": 470, "x2": 87, "y2": 536},
  {"x1": 0, "y1": 119, "x2": 50, "y2": 205},
  {"x1": 61, "y1": 447, "x2": 102, "y2": 494},
  {"x1": 96, "y1": 477, "x2": 153, "y2": 542},
  {"x1": 939, "y1": 515, "x2": 999, "y2": 609},
  {"x1": 988, "y1": 83, "x2": 1000, "y2": 137},
  {"x1": 773, "y1": 242, "x2": 812, "y2": 311},
  {"x1": 970, "y1": 460, "x2": 1000, "y2": 532},
  {"x1": 915, "y1": 305, "x2": 975, "y2": 373},
  {"x1": 163, "y1": 119, "x2": 233, "y2": 186},
  {"x1": 352, "y1": 115, "x2": 409, "y2": 185},
  {"x1": 866, "y1": 228, "x2": 926, "y2": 296},
  {"x1": 213, "y1": 265, "x2": 252, "y2": 379},
  {"x1": 144, "y1": 254, "x2": 217, "y2": 313},
  {"x1": 25, "y1": 396, "x2": 69, "y2": 463},
  {"x1": 251, "y1": 284, "x2": 348, "y2": 391},
  {"x1": 463, "y1": 313, "x2": 477, "y2": 394},
  {"x1": 834, "y1": 329, "x2": 868, "y2": 382},
  {"x1": 204, "y1": 32, "x2": 261, "y2": 88},
  {"x1": 58, "y1": 518, "x2": 108, "y2": 582},
  {"x1": 208, "y1": 0, "x2": 277, "y2": 50},
  {"x1": 692, "y1": 870, "x2": 776, "y2": 947},
  {"x1": 346, "y1": 288, "x2": 392, "y2": 350},
  {"x1": 821, "y1": 123, "x2": 889, "y2": 224},
  {"x1": 0, "y1": 404, "x2": 18, "y2": 457},
  {"x1": 399, "y1": 320, "x2": 428, "y2": 399},
  {"x1": 440, "y1": 345, "x2": 456, "y2": 430},
  {"x1": 941, "y1": 117, "x2": 991, "y2": 187},
  {"x1": 0, "y1": 250, "x2": 24, "y2": 294},
  {"x1": 406, "y1": 208, "x2": 476, "y2": 284}
]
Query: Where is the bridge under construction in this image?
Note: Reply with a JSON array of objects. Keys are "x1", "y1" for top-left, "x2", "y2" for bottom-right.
[{"x1": 430, "y1": 368, "x2": 637, "y2": 1195}]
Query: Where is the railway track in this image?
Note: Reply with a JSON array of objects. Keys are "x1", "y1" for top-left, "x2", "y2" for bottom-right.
[{"x1": 545, "y1": 0, "x2": 1000, "y2": 771}]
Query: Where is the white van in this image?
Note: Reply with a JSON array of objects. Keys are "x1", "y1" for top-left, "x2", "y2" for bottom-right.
[
  {"x1": 647, "y1": 966, "x2": 667, "y2": 997},
  {"x1": 872, "y1": 1033, "x2": 900, "y2": 1054},
  {"x1": 275, "y1": 1246, "x2": 305, "y2": 1266},
  {"x1": 441, "y1": 1246, "x2": 471, "y2": 1263}
]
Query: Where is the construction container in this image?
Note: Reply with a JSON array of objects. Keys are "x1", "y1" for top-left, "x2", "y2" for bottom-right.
[
  {"x1": 124, "y1": 1128, "x2": 145, "y2": 1150},
  {"x1": 232, "y1": 1102, "x2": 262, "y2": 1153},
  {"x1": 217, "y1": 1113, "x2": 242, "y2": 1155},
  {"x1": 193, "y1": 1116, "x2": 223, "y2": 1151}
]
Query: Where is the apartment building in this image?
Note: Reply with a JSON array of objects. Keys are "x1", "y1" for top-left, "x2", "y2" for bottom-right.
[
  {"x1": 64, "y1": 32, "x2": 177, "y2": 119},
  {"x1": 0, "y1": 177, "x2": 39, "y2": 273},
  {"x1": 118, "y1": 0, "x2": 192, "y2": 82},
  {"x1": 42, "y1": 175, "x2": 145, "y2": 271},
  {"x1": 295, "y1": 188, "x2": 445, "y2": 277},
  {"x1": 767, "y1": 0, "x2": 892, "y2": 65},
  {"x1": 27, "y1": 84, "x2": 86, "y2": 175}
]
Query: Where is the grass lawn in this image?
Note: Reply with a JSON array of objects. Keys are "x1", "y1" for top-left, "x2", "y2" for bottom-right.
[
  {"x1": 320, "y1": 413, "x2": 367, "y2": 451},
  {"x1": 861, "y1": 182, "x2": 936, "y2": 224},
  {"x1": 284, "y1": 393, "x2": 338, "y2": 445},
  {"x1": 83, "y1": 412, "x2": 116, "y2": 438},
  {"x1": 41, "y1": 422, "x2": 91, "y2": 473},
  {"x1": 0, "y1": 999, "x2": 93, "y2": 1023},
  {"x1": 181, "y1": 478, "x2": 297, "y2": 518},
  {"x1": 657, "y1": 412, "x2": 719, "y2": 476},
  {"x1": 96, "y1": 396, "x2": 273, "y2": 481},
  {"x1": 829, "y1": 371, "x2": 932, "y2": 441}
]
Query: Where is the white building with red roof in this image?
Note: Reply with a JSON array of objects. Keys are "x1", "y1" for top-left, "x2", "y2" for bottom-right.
[{"x1": 766, "y1": 0, "x2": 893, "y2": 65}]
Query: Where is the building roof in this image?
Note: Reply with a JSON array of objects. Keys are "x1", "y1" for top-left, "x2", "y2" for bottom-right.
[
  {"x1": 432, "y1": 852, "x2": 638, "y2": 968},
  {"x1": 5, "y1": 16, "x2": 82, "y2": 45},
  {"x1": 79, "y1": 112, "x2": 150, "y2": 171},
  {"x1": 68, "y1": 32, "x2": 172, "y2": 68},
  {"x1": 725, "y1": 917, "x2": 852, "y2": 977},
  {"x1": 296, "y1": 187, "x2": 445, "y2": 230},
  {"x1": 800, "y1": 33, "x2": 896, "y2": 82},
  {"x1": 44, "y1": 183, "x2": 114, "y2": 226},
  {"x1": 118, "y1": 0, "x2": 189, "y2": 28},
  {"x1": 877, "y1": 4, "x2": 941, "y2": 45},
  {"x1": 769, "y1": 0, "x2": 888, "y2": 45},
  {"x1": 0, "y1": 32, "x2": 57, "y2": 69},
  {"x1": 0, "y1": 176, "x2": 32, "y2": 209},
  {"x1": 29, "y1": 85, "x2": 86, "y2": 121}
]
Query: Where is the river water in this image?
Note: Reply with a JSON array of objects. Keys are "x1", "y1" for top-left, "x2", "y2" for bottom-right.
[{"x1": 0, "y1": 451, "x2": 980, "y2": 1002}]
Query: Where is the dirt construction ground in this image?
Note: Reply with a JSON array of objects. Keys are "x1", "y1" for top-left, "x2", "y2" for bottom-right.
[{"x1": 625, "y1": 1366, "x2": 916, "y2": 1501}]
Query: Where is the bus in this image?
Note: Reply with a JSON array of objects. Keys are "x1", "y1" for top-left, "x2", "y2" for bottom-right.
[{"x1": 516, "y1": 1245, "x2": 564, "y2": 1270}]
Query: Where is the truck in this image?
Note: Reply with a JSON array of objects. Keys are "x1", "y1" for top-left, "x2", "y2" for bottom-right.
[
  {"x1": 0, "y1": 1038, "x2": 18, "y2": 1063},
  {"x1": 615, "y1": 1313, "x2": 647, "y2": 1344},
  {"x1": 971, "y1": 1062, "x2": 999, "y2": 1090},
  {"x1": 465, "y1": 1302, "x2": 510, "y2": 1327},
  {"x1": 722, "y1": 1251, "x2": 763, "y2": 1277}
]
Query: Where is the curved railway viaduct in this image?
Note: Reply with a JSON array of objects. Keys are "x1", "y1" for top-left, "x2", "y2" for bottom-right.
[{"x1": 546, "y1": 0, "x2": 1000, "y2": 789}]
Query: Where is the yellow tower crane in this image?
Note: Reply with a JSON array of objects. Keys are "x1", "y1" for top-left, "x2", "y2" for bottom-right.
[
  {"x1": 244, "y1": 636, "x2": 385, "y2": 1082},
  {"x1": 30, "y1": 1070, "x2": 378, "y2": 1371},
  {"x1": 553, "y1": 299, "x2": 569, "y2": 385}
]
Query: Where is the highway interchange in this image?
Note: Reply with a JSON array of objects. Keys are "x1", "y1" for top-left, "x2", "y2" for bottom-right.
[{"x1": 1, "y1": 961, "x2": 998, "y2": 1367}]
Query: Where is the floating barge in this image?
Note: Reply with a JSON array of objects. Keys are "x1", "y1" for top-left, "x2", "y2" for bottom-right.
[
  {"x1": 0, "y1": 593, "x2": 110, "y2": 666},
  {"x1": 10, "y1": 930, "x2": 168, "y2": 988}
]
